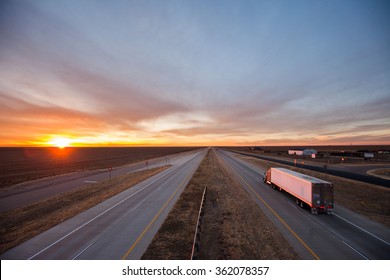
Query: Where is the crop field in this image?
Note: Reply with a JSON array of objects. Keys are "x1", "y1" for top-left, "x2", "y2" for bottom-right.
[{"x1": 0, "y1": 147, "x2": 198, "y2": 188}]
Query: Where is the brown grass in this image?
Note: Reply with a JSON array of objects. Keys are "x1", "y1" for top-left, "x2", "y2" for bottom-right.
[
  {"x1": 240, "y1": 155, "x2": 390, "y2": 227},
  {"x1": 0, "y1": 147, "x2": 198, "y2": 188},
  {"x1": 0, "y1": 165, "x2": 169, "y2": 254},
  {"x1": 367, "y1": 168, "x2": 390, "y2": 180},
  {"x1": 142, "y1": 149, "x2": 299, "y2": 260}
]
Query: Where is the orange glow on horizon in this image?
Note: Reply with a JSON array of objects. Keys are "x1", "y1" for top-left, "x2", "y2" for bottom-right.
[
  {"x1": 2, "y1": 133, "x2": 389, "y2": 148},
  {"x1": 47, "y1": 137, "x2": 73, "y2": 149}
]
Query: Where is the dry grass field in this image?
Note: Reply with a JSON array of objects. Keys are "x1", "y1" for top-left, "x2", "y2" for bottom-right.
[
  {"x1": 142, "y1": 149, "x2": 299, "y2": 260},
  {"x1": 0, "y1": 165, "x2": 169, "y2": 254},
  {"x1": 0, "y1": 147, "x2": 198, "y2": 188},
  {"x1": 368, "y1": 168, "x2": 390, "y2": 180}
]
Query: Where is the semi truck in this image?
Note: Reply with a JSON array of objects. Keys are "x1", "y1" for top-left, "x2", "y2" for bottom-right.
[{"x1": 263, "y1": 167, "x2": 333, "y2": 214}]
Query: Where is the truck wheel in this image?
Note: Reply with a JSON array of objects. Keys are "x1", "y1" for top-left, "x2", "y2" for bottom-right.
[
  {"x1": 300, "y1": 201, "x2": 304, "y2": 208},
  {"x1": 296, "y1": 199, "x2": 299, "y2": 205},
  {"x1": 278, "y1": 187, "x2": 282, "y2": 191}
]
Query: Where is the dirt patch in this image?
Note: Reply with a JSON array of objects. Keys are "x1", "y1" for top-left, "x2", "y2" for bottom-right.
[
  {"x1": 239, "y1": 155, "x2": 390, "y2": 227},
  {"x1": 142, "y1": 149, "x2": 299, "y2": 259},
  {"x1": 367, "y1": 168, "x2": 390, "y2": 180},
  {"x1": 0, "y1": 165, "x2": 169, "y2": 254}
]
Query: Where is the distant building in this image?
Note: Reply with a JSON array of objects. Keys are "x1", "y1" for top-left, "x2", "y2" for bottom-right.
[
  {"x1": 249, "y1": 146, "x2": 263, "y2": 151},
  {"x1": 288, "y1": 149, "x2": 317, "y2": 156},
  {"x1": 363, "y1": 153, "x2": 374, "y2": 158}
]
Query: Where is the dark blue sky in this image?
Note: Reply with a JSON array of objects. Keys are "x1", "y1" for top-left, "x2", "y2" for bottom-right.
[{"x1": 1, "y1": 0, "x2": 389, "y2": 146}]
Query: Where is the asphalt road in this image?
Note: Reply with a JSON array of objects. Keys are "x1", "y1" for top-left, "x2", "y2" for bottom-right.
[
  {"x1": 217, "y1": 149, "x2": 390, "y2": 260},
  {"x1": 229, "y1": 150, "x2": 389, "y2": 187},
  {"x1": 0, "y1": 149, "x2": 202, "y2": 212},
  {"x1": 1, "y1": 149, "x2": 207, "y2": 260}
]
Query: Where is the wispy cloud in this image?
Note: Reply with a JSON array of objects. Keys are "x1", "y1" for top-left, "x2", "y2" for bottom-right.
[{"x1": 0, "y1": 0, "x2": 389, "y2": 146}]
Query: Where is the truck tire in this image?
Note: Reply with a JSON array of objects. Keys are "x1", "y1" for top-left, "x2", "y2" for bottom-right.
[{"x1": 300, "y1": 201, "x2": 304, "y2": 208}]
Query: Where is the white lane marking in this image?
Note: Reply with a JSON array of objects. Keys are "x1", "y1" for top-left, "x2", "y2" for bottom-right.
[
  {"x1": 288, "y1": 202, "x2": 298, "y2": 209},
  {"x1": 84, "y1": 181, "x2": 98, "y2": 183},
  {"x1": 130, "y1": 191, "x2": 156, "y2": 211},
  {"x1": 225, "y1": 150, "x2": 390, "y2": 246},
  {"x1": 342, "y1": 241, "x2": 369, "y2": 260},
  {"x1": 72, "y1": 242, "x2": 95, "y2": 260},
  {"x1": 28, "y1": 151, "x2": 202, "y2": 260},
  {"x1": 334, "y1": 213, "x2": 390, "y2": 246}
]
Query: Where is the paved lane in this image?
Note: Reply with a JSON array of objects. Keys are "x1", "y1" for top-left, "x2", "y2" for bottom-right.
[
  {"x1": 1, "y1": 149, "x2": 207, "y2": 260},
  {"x1": 228, "y1": 150, "x2": 389, "y2": 187},
  {"x1": 0, "y1": 149, "x2": 202, "y2": 211},
  {"x1": 217, "y1": 149, "x2": 390, "y2": 260}
]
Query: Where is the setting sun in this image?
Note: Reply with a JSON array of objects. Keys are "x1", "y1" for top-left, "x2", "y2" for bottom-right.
[{"x1": 48, "y1": 137, "x2": 72, "y2": 149}]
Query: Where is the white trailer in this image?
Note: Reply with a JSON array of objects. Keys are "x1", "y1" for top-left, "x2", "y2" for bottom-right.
[{"x1": 263, "y1": 167, "x2": 333, "y2": 214}]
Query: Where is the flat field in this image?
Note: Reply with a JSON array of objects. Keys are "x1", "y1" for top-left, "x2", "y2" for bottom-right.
[{"x1": 0, "y1": 147, "x2": 198, "y2": 188}]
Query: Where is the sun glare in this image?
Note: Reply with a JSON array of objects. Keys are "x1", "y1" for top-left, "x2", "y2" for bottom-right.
[{"x1": 48, "y1": 137, "x2": 72, "y2": 149}]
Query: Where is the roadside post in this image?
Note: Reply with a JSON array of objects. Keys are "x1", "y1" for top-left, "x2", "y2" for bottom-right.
[
  {"x1": 108, "y1": 165, "x2": 112, "y2": 181},
  {"x1": 324, "y1": 164, "x2": 327, "y2": 179}
]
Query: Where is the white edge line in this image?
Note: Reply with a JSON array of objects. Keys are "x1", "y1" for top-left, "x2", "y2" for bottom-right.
[
  {"x1": 226, "y1": 150, "x2": 390, "y2": 247},
  {"x1": 72, "y1": 242, "x2": 95, "y2": 260},
  {"x1": 27, "y1": 156, "x2": 194, "y2": 260},
  {"x1": 342, "y1": 241, "x2": 369, "y2": 260},
  {"x1": 334, "y1": 213, "x2": 390, "y2": 246}
]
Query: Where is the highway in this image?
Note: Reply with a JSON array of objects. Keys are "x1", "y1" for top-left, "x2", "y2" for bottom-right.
[
  {"x1": 0, "y1": 149, "x2": 201, "y2": 212},
  {"x1": 216, "y1": 149, "x2": 390, "y2": 260},
  {"x1": 1, "y1": 149, "x2": 207, "y2": 260},
  {"x1": 229, "y1": 150, "x2": 390, "y2": 187}
]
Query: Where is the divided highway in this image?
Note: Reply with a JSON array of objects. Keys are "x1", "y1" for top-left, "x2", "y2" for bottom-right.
[
  {"x1": 217, "y1": 149, "x2": 390, "y2": 260},
  {"x1": 0, "y1": 150, "x2": 201, "y2": 212},
  {"x1": 1, "y1": 149, "x2": 207, "y2": 260}
]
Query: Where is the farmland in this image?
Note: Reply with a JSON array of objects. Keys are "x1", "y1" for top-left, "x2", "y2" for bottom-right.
[{"x1": 0, "y1": 147, "x2": 198, "y2": 188}]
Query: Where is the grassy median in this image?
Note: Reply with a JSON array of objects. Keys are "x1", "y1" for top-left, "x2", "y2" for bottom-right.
[{"x1": 142, "y1": 149, "x2": 299, "y2": 259}]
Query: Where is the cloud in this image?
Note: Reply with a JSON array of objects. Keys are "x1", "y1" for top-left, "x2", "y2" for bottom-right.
[{"x1": 0, "y1": 0, "x2": 389, "y2": 146}]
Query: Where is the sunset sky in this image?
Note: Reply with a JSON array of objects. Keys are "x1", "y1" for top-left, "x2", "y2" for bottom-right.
[{"x1": 1, "y1": 0, "x2": 389, "y2": 146}]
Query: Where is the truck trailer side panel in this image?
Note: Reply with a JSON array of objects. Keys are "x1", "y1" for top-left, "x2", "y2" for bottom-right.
[
  {"x1": 265, "y1": 167, "x2": 333, "y2": 214},
  {"x1": 271, "y1": 168, "x2": 313, "y2": 206}
]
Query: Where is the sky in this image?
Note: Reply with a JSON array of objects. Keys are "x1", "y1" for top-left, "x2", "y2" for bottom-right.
[{"x1": 1, "y1": 0, "x2": 389, "y2": 147}]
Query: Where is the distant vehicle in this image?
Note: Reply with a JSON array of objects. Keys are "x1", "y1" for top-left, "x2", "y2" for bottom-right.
[{"x1": 263, "y1": 167, "x2": 333, "y2": 215}]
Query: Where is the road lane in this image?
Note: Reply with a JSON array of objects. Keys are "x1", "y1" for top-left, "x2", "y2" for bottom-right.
[
  {"x1": 217, "y1": 149, "x2": 390, "y2": 260},
  {"x1": 0, "y1": 149, "x2": 202, "y2": 211},
  {"x1": 228, "y1": 150, "x2": 389, "y2": 187},
  {"x1": 1, "y1": 149, "x2": 207, "y2": 260}
]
